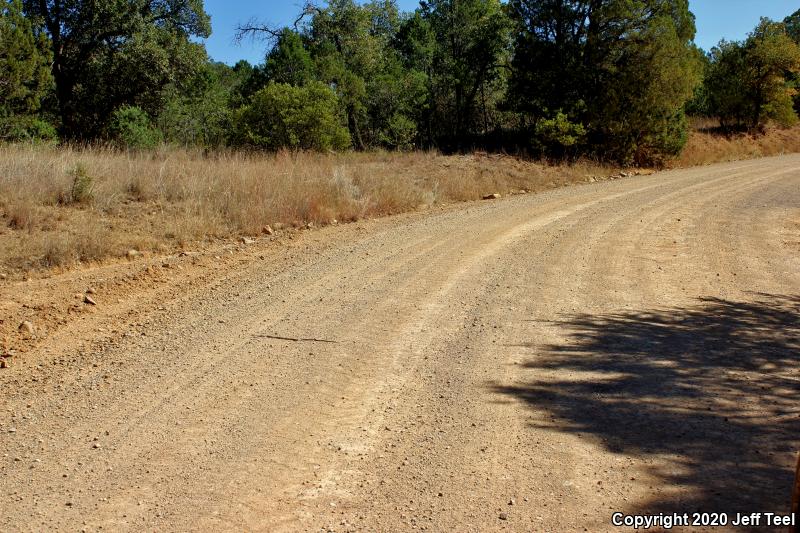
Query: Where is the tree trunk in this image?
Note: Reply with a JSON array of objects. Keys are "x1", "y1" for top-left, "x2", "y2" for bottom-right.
[
  {"x1": 54, "y1": 66, "x2": 78, "y2": 140},
  {"x1": 348, "y1": 106, "x2": 365, "y2": 151}
]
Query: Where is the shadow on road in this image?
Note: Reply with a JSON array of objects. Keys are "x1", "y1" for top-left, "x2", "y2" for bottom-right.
[{"x1": 495, "y1": 293, "x2": 800, "y2": 515}]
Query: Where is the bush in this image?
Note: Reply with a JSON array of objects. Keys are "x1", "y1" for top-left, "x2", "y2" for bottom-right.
[
  {"x1": 233, "y1": 82, "x2": 351, "y2": 151},
  {"x1": 109, "y1": 105, "x2": 162, "y2": 149},
  {"x1": 59, "y1": 163, "x2": 94, "y2": 205},
  {"x1": 636, "y1": 110, "x2": 691, "y2": 166},
  {"x1": 381, "y1": 113, "x2": 417, "y2": 150},
  {"x1": 0, "y1": 115, "x2": 57, "y2": 143},
  {"x1": 534, "y1": 111, "x2": 586, "y2": 151}
]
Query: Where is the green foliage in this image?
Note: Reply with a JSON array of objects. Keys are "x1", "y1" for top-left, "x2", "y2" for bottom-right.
[
  {"x1": 157, "y1": 62, "x2": 243, "y2": 147},
  {"x1": 421, "y1": 0, "x2": 511, "y2": 144},
  {"x1": 366, "y1": 65, "x2": 427, "y2": 149},
  {"x1": 508, "y1": 0, "x2": 701, "y2": 164},
  {"x1": 6, "y1": 0, "x2": 798, "y2": 163},
  {"x1": 704, "y1": 41, "x2": 747, "y2": 127},
  {"x1": 233, "y1": 82, "x2": 351, "y2": 151},
  {"x1": 0, "y1": 115, "x2": 57, "y2": 142},
  {"x1": 63, "y1": 163, "x2": 94, "y2": 204},
  {"x1": 22, "y1": 0, "x2": 211, "y2": 139},
  {"x1": 265, "y1": 29, "x2": 316, "y2": 86},
  {"x1": 394, "y1": 11, "x2": 435, "y2": 74},
  {"x1": 685, "y1": 81, "x2": 711, "y2": 118},
  {"x1": 683, "y1": 45, "x2": 712, "y2": 117},
  {"x1": 705, "y1": 19, "x2": 800, "y2": 130},
  {"x1": 785, "y1": 9, "x2": 800, "y2": 44},
  {"x1": 534, "y1": 111, "x2": 586, "y2": 152},
  {"x1": 381, "y1": 113, "x2": 418, "y2": 150},
  {"x1": 228, "y1": 60, "x2": 270, "y2": 107},
  {"x1": 304, "y1": 0, "x2": 400, "y2": 149},
  {"x1": 109, "y1": 106, "x2": 163, "y2": 149},
  {"x1": 0, "y1": 0, "x2": 51, "y2": 114},
  {"x1": 745, "y1": 19, "x2": 800, "y2": 128},
  {"x1": 0, "y1": 0, "x2": 54, "y2": 140}
]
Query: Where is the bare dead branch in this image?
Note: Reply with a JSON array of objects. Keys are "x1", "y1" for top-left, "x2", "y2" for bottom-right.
[
  {"x1": 234, "y1": 2, "x2": 322, "y2": 45},
  {"x1": 234, "y1": 17, "x2": 284, "y2": 44}
]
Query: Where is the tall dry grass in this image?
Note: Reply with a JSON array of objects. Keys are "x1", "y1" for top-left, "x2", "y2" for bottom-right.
[
  {"x1": 674, "y1": 125, "x2": 800, "y2": 167},
  {"x1": 2, "y1": 125, "x2": 799, "y2": 273},
  {"x1": 0, "y1": 145, "x2": 611, "y2": 271}
]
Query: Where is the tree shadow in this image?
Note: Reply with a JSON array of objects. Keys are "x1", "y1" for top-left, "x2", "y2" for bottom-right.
[{"x1": 494, "y1": 293, "x2": 800, "y2": 517}]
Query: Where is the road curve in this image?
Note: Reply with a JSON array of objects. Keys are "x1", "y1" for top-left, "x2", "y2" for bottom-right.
[{"x1": 1, "y1": 155, "x2": 799, "y2": 532}]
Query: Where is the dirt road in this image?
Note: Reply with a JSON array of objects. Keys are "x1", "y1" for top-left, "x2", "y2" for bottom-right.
[{"x1": 2, "y1": 156, "x2": 799, "y2": 532}]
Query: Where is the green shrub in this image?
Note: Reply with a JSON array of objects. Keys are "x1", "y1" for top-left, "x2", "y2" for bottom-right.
[
  {"x1": 534, "y1": 111, "x2": 586, "y2": 149},
  {"x1": 233, "y1": 81, "x2": 351, "y2": 151},
  {"x1": 636, "y1": 110, "x2": 690, "y2": 166},
  {"x1": 109, "y1": 105, "x2": 162, "y2": 149},
  {"x1": 0, "y1": 115, "x2": 57, "y2": 142},
  {"x1": 381, "y1": 113, "x2": 418, "y2": 150},
  {"x1": 62, "y1": 163, "x2": 94, "y2": 204}
]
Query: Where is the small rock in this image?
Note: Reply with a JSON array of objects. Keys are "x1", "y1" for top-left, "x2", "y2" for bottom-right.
[
  {"x1": 262, "y1": 225, "x2": 274, "y2": 235},
  {"x1": 241, "y1": 236, "x2": 256, "y2": 245},
  {"x1": 305, "y1": 222, "x2": 314, "y2": 229},
  {"x1": 19, "y1": 321, "x2": 35, "y2": 335},
  {"x1": 509, "y1": 498, "x2": 516, "y2": 506},
  {"x1": 126, "y1": 249, "x2": 141, "y2": 259},
  {"x1": 84, "y1": 295, "x2": 97, "y2": 306},
  {"x1": 0, "y1": 273, "x2": 6, "y2": 280},
  {"x1": 86, "y1": 287, "x2": 96, "y2": 295},
  {"x1": 0, "y1": 360, "x2": 7, "y2": 369},
  {"x1": 92, "y1": 443, "x2": 101, "y2": 449},
  {"x1": 483, "y1": 193, "x2": 501, "y2": 200},
  {"x1": 499, "y1": 512, "x2": 508, "y2": 520}
]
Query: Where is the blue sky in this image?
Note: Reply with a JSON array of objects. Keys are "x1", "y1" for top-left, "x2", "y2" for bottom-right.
[{"x1": 202, "y1": 0, "x2": 800, "y2": 65}]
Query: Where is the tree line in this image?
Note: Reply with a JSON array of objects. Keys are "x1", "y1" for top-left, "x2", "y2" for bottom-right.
[{"x1": 2, "y1": 0, "x2": 799, "y2": 164}]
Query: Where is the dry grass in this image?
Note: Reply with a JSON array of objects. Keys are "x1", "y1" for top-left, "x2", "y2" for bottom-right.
[
  {"x1": 2, "y1": 125, "x2": 799, "y2": 274},
  {"x1": 0, "y1": 145, "x2": 613, "y2": 272},
  {"x1": 673, "y1": 124, "x2": 800, "y2": 167}
]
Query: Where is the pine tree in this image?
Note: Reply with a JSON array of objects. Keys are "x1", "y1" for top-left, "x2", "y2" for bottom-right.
[
  {"x1": 508, "y1": 0, "x2": 701, "y2": 163},
  {"x1": 0, "y1": 0, "x2": 52, "y2": 120}
]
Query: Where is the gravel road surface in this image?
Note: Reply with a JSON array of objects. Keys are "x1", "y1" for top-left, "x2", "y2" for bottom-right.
[{"x1": 2, "y1": 155, "x2": 799, "y2": 532}]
